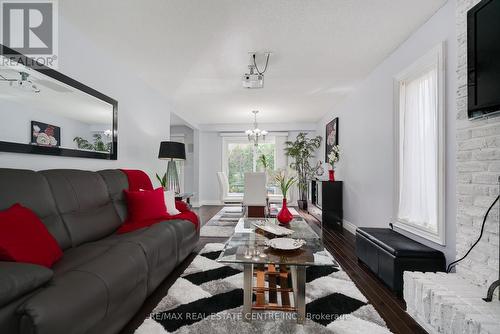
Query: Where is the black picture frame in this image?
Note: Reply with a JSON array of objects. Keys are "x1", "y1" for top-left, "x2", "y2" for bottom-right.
[
  {"x1": 325, "y1": 117, "x2": 339, "y2": 161},
  {"x1": 31, "y1": 121, "x2": 61, "y2": 147},
  {"x1": 0, "y1": 44, "x2": 118, "y2": 160}
]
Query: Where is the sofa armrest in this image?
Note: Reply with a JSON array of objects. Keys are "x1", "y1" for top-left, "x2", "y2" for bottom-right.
[{"x1": 0, "y1": 262, "x2": 53, "y2": 307}]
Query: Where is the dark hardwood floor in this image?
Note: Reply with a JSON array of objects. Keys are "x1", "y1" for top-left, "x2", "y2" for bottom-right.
[
  {"x1": 299, "y1": 210, "x2": 427, "y2": 334},
  {"x1": 120, "y1": 205, "x2": 426, "y2": 334}
]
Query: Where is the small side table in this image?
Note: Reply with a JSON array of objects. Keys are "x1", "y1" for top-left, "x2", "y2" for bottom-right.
[{"x1": 175, "y1": 192, "x2": 194, "y2": 207}]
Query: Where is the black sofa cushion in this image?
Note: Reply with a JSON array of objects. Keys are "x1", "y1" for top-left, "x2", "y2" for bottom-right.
[
  {"x1": 0, "y1": 169, "x2": 72, "y2": 250},
  {"x1": 18, "y1": 242, "x2": 148, "y2": 334},
  {"x1": 98, "y1": 170, "x2": 129, "y2": 222},
  {"x1": 41, "y1": 170, "x2": 123, "y2": 247},
  {"x1": 357, "y1": 227, "x2": 444, "y2": 258},
  {"x1": 92, "y1": 222, "x2": 179, "y2": 293},
  {"x1": 0, "y1": 263, "x2": 53, "y2": 308}
]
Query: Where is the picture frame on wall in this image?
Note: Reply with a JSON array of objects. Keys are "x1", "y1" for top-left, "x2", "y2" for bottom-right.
[
  {"x1": 325, "y1": 117, "x2": 338, "y2": 161},
  {"x1": 31, "y1": 121, "x2": 61, "y2": 147}
]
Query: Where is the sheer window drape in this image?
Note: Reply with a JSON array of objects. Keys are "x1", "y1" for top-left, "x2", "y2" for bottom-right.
[{"x1": 398, "y1": 68, "x2": 438, "y2": 233}]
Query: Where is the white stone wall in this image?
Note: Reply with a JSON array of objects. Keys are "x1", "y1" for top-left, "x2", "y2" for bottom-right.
[
  {"x1": 455, "y1": 0, "x2": 500, "y2": 289},
  {"x1": 404, "y1": 271, "x2": 500, "y2": 334}
]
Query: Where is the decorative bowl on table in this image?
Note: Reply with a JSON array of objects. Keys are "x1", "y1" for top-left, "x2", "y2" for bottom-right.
[{"x1": 265, "y1": 238, "x2": 306, "y2": 251}]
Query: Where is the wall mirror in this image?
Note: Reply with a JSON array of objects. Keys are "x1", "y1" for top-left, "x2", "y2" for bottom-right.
[{"x1": 0, "y1": 45, "x2": 117, "y2": 160}]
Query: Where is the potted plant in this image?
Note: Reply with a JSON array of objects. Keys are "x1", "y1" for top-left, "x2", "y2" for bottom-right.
[
  {"x1": 73, "y1": 134, "x2": 112, "y2": 153},
  {"x1": 275, "y1": 170, "x2": 296, "y2": 225},
  {"x1": 327, "y1": 145, "x2": 340, "y2": 181},
  {"x1": 258, "y1": 154, "x2": 270, "y2": 172},
  {"x1": 156, "y1": 173, "x2": 167, "y2": 190},
  {"x1": 284, "y1": 133, "x2": 322, "y2": 210}
]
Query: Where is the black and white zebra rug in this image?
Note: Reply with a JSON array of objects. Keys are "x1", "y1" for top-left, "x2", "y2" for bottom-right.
[
  {"x1": 135, "y1": 243, "x2": 392, "y2": 334},
  {"x1": 200, "y1": 207, "x2": 244, "y2": 237}
]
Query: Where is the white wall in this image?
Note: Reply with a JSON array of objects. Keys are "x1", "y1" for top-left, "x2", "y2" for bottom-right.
[
  {"x1": 0, "y1": 99, "x2": 94, "y2": 149},
  {"x1": 315, "y1": 0, "x2": 457, "y2": 262},
  {"x1": 199, "y1": 131, "x2": 222, "y2": 205},
  {"x1": 170, "y1": 125, "x2": 195, "y2": 196},
  {"x1": 0, "y1": 10, "x2": 172, "y2": 182}
]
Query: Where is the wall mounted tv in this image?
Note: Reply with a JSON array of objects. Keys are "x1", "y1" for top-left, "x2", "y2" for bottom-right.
[{"x1": 467, "y1": 0, "x2": 500, "y2": 119}]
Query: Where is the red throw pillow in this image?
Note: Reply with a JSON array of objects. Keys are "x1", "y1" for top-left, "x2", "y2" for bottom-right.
[
  {"x1": 124, "y1": 187, "x2": 169, "y2": 222},
  {"x1": 0, "y1": 204, "x2": 63, "y2": 268}
]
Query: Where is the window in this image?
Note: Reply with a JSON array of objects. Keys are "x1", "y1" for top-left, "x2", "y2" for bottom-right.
[
  {"x1": 222, "y1": 136, "x2": 277, "y2": 195},
  {"x1": 226, "y1": 141, "x2": 254, "y2": 193},
  {"x1": 394, "y1": 43, "x2": 445, "y2": 245}
]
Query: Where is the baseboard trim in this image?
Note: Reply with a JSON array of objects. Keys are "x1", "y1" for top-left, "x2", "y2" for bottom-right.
[{"x1": 343, "y1": 219, "x2": 357, "y2": 235}]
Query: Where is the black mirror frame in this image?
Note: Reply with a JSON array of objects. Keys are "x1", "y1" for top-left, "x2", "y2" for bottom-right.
[{"x1": 0, "y1": 44, "x2": 118, "y2": 160}]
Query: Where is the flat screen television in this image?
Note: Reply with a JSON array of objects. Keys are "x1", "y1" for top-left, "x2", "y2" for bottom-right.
[{"x1": 467, "y1": 0, "x2": 500, "y2": 119}]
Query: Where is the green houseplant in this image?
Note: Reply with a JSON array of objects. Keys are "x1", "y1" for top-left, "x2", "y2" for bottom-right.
[
  {"x1": 258, "y1": 154, "x2": 270, "y2": 171},
  {"x1": 284, "y1": 132, "x2": 322, "y2": 210},
  {"x1": 73, "y1": 134, "x2": 112, "y2": 153},
  {"x1": 275, "y1": 170, "x2": 296, "y2": 200},
  {"x1": 156, "y1": 173, "x2": 167, "y2": 190}
]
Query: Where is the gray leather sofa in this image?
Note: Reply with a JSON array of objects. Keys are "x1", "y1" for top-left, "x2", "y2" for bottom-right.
[{"x1": 0, "y1": 168, "x2": 199, "y2": 334}]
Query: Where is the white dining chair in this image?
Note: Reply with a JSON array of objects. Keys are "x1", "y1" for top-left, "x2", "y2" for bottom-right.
[
  {"x1": 243, "y1": 172, "x2": 267, "y2": 217},
  {"x1": 217, "y1": 172, "x2": 243, "y2": 205}
]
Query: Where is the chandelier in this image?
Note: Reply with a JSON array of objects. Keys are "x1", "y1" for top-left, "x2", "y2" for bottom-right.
[{"x1": 245, "y1": 110, "x2": 268, "y2": 146}]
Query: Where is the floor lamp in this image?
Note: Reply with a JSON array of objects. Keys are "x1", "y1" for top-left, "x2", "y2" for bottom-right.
[{"x1": 158, "y1": 141, "x2": 186, "y2": 194}]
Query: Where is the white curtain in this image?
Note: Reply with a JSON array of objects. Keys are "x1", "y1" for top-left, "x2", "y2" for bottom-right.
[
  {"x1": 274, "y1": 134, "x2": 295, "y2": 201},
  {"x1": 398, "y1": 68, "x2": 438, "y2": 233},
  {"x1": 274, "y1": 135, "x2": 288, "y2": 171}
]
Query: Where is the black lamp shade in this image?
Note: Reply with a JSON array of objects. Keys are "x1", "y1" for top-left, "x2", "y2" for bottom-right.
[{"x1": 158, "y1": 141, "x2": 186, "y2": 160}]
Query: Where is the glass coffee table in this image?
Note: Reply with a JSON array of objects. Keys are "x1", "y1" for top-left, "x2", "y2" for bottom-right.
[{"x1": 217, "y1": 217, "x2": 338, "y2": 323}]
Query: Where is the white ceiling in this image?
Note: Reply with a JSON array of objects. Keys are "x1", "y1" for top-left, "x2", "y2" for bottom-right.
[{"x1": 60, "y1": 0, "x2": 447, "y2": 126}]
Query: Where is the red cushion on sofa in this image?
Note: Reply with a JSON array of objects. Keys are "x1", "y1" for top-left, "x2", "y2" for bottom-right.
[
  {"x1": 0, "y1": 204, "x2": 63, "y2": 268},
  {"x1": 124, "y1": 187, "x2": 169, "y2": 222}
]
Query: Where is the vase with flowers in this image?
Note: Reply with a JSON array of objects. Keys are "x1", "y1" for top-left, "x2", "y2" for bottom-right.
[
  {"x1": 327, "y1": 145, "x2": 340, "y2": 181},
  {"x1": 275, "y1": 170, "x2": 296, "y2": 225}
]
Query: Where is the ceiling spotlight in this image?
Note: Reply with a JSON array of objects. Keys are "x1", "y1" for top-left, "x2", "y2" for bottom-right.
[
  {"x1": 1, "y1": 71, "x2": 40, "y2": 93},
  {"x1": 242, "y1": 52, "x2": 270, "y2": 89}
]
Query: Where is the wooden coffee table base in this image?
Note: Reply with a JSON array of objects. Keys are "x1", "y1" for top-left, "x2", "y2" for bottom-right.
[{"x1": 242, "y1": 263, "x2": 306, "y2": 323}]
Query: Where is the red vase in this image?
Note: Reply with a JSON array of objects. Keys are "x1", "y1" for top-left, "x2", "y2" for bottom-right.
[
  {"x1": 329, "y1": 169, "x2": 335, "y2": 181},
  {"x1": 277, "y1": 199, "x2": 293, "y2": 225}
]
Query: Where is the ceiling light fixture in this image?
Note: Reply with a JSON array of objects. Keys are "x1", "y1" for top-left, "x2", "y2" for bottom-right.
[
  {"x1": 0, "y1": 71, "x2": 40, "y2": 93},
  {"x1": 245, "y1": 110, "x2": 268, "y2": 146},
  {"x1": 242, "y1": 52, "x2": 270, "y2": 89}
]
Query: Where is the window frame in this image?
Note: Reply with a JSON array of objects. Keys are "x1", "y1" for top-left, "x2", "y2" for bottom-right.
[{"x1": 393, "y1": 42, "x2": 446, "y2": 245}]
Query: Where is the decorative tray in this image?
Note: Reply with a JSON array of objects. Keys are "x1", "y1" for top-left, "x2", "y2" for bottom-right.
[{"x1": 252, "y1": 220, "x2": 294, "y2": 236}]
